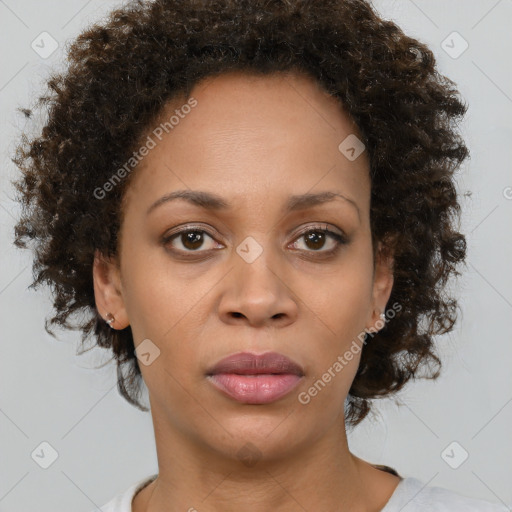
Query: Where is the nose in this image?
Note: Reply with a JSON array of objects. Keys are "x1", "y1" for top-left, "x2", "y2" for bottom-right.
[{"x1": 217, "y1": 249, "x2": 299, "y2": 328}]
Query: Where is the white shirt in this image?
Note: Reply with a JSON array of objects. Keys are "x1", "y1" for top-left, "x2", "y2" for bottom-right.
[{"x1": 94, "y1": 473, "x2": 507, "y2": 511}]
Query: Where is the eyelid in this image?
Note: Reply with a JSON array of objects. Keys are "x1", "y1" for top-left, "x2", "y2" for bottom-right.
[
  {"x1": 163, "y1": 223, "x2": 218, "y2": 239},
  {"x1": 292, "y1": 223, "x2": 346, "y2": 239}
]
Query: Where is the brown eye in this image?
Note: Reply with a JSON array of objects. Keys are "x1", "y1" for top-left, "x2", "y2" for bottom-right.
[
  {"x1": 290, "y1": 227, "x2": 346, "y2": 254},
  {"x1": 180, "y1": 231, "x2": 206, "y2": 250},
  {"x1": 164, "y1": 228, "x2": 219, "y2": 253},
  {"x1": 303, "y1": 231, "x2": 327, "y2": 250}
]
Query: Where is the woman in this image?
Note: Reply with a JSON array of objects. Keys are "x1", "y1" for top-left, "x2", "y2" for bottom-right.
[{"x1": 12, "y1": 0, "x2": 506, "y2": 510}]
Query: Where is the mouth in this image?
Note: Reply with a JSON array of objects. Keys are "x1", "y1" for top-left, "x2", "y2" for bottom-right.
[{"x1": 206, "y1": 351, "x2": 305, "y2": 404}]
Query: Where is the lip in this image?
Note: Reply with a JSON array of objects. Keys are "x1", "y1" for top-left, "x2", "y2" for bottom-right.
[{"x1": 206, "y1": 351, "x2": 304, "y2": 404}]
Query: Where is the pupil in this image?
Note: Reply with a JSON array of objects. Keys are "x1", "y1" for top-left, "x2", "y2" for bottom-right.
[
  {"x1": 183, "y1": 231, "x2": 203, "y2": 250},
  {"x1": 306, "y1": 231, "x2": 325, "y2": 250}
]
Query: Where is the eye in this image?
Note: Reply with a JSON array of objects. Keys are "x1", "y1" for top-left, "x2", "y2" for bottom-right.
[
  {"x1": 289, "y1": 225, "x2": 347, "y2": 255},
  {"x1": 162, "y1": 223, "x2": 348, "y2": 258},
  {"x1": 163, "y1": 226, "x2": 221, "y2": 253}
]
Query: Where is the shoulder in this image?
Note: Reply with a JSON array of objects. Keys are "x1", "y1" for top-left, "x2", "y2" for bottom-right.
[
  {"x1": 381, "y1": 477, "x2": 508, "y2": 512},
  {"x1": 93, "y1": 474, "x2": 158, "y2": 512}
]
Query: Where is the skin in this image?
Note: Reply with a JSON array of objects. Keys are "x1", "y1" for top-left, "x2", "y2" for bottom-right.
[{"x1": 93, "y1": 70, "x2": 399, "y2": 511}]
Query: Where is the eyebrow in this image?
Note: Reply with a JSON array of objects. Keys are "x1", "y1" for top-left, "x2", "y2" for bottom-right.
[{"x1": 146, "y1": 189, "x2": 360, "y2": 219}]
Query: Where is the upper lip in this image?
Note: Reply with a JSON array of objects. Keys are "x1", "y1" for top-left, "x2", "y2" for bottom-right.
[{"x1": 206, "y1": 351, "x2": 304, "y2": 376}]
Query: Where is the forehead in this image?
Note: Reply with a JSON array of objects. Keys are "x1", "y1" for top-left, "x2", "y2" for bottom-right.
[
  {"x1": 122, "y1": 70, "x2": 370, "y2": 216},
  {"x1": 166, "y1": 69, "x2": 364, "y2": 140}
]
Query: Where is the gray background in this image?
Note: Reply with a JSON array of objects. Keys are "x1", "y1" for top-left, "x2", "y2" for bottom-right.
[{"x1": 1, "y1": 0, "x2": 511, "y2": 510}]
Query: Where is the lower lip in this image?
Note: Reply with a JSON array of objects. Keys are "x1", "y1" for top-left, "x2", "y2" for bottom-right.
[{"x1": 207, "y1": 373, "x2": 302, "y2": 404}]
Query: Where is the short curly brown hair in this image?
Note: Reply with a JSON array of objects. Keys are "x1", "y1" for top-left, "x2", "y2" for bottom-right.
[{"x1": 11, "y1": 0, "x2": 469, "y2": 427}]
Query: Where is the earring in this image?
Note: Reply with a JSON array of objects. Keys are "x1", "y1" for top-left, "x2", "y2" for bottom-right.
[
  {"x1": 379, "y1": 312, "x2": 386, "y2": 321},
  {"x1": 105, "y1": 312, "x2": 115, "y2": 327}
]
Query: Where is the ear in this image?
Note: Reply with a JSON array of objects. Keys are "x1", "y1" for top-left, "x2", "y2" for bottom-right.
[
  {"x1": 365, "y1": 239, "x2": 395, "y2": 332},
  {"x1": 92, "y1": 249, "x2": 130, "y2": 330}
]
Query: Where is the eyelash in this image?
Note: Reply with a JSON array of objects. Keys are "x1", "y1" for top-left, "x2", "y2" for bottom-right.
[{"x1": 162, "y1": 223, "x2": 348, "y2": 259}]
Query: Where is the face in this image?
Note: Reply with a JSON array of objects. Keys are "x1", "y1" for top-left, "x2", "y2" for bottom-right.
[{"x1": 93, "y1": 70, "x2": 394, "y2": 462}]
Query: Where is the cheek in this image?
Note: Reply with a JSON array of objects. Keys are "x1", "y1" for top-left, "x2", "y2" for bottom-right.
[
  {"x1": 118, "y1": 242, "x2": 181, "y2": 342},
  {"x1": 324, "y1": 278, "x2": 372, "y2": 336},
  {"x1": 293, "y1": 247, "x2": 373, "y2": 398},
  {"x1": 119, "y1": 245, "x2": 217, "y2": 370},
  {"x1": 300, "y1": 256, "x2": 374, "y2": 338}
]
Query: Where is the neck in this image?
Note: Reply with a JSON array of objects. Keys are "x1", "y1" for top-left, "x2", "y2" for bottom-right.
[{"x1": 132, "y1": 408, "x2": 400, "y2": 512}]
